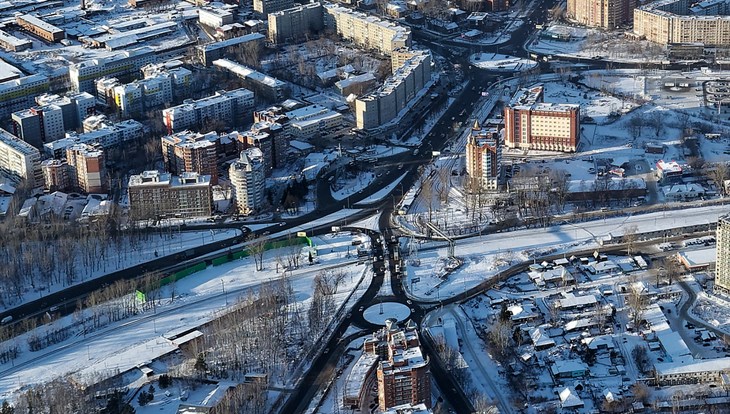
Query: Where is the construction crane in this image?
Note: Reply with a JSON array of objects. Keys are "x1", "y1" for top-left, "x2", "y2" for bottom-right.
[{"x1": 425, "y1": 221, "x2": 455, "y2": 259}]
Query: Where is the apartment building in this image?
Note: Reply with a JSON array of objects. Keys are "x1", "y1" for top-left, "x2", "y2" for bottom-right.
[
  {"x1": 161, "y1": 130, "x2": 219, "y2": 185},
  {"x1": 323, "y1": 3, "x2": 411, "y2": 55},
  {"x1": 253, "y1": 0, "x2": 295, "y2": 17},
  {"x1": 229, "y1": 148, "x2": 265, "y2": 215},
  {"x1": 112, "y1": 74, "x2": 173, "y2": 117},
  {"x1": 0, "y1": 74, "x2": 50, "y2": 119},
  {"x1": 267, "y1": 2, "x2": 324, "y2": 44},
  {"x1": 44, "y1": 119, "x2": 144, "y2": 157},
  {"x1": 41, "y1": 158, "x2": 69, "y2": 191},
  {"x1": 66, "y1": 143, "x2": 105, "y2": 193},
  {"x1": 567, "y1": 0, "x2": 636, "y2": 28},
  {"x1": 12, "y1": 104, "x2": 65, "y2": 148},
  {"x1": 128, "y1": 170, "x2": 213, "y2": 219},
  {"x1": 141, "y1": 62, "x2": 192, "y2": 102},
  {"x1": 196, "y1": 33, "x2": 264, "y2": 66},
  {"x1": 213, "y1": 59, "x2": 290, "y2": 102},
  {"x1": 69, "y1": 47, "x2": 155, "y2": 94},
  {"x1": 0, "y1": 128, "x2": 42, "y2": 185},
  {"x1": 633, "y1": 0, "x2": 730, "y2": 45},
  {"x1": 236, "y1": 120, "x2": 289, "y2": 174},
  {"x1": 285, "y1": 104, "x2": 344, "y2": 140},
  {"x1": 162, "y1": 88, "x2": 254, "y2": 132},
  {"x1": 35, "y1": 92, "x2": 96, "y2": 131},
  {"x1": 16, "y1": 14, "x2": 65, "y2": 42},
  {"x1": 363, "y1": 320, "x2": 431, "y2": 411},
  {"x1": 503, "y1": 84, "x2": 580, "y2": 152},
  {"x1": 355, "y1": 52, "x2": 431, "y2": 129},
  {"x1": 714, "y1": 213, "x2": 730, "y2": 295},
  {"x1": 465, "y1": 120, "x2": 501, "y2": 191}
]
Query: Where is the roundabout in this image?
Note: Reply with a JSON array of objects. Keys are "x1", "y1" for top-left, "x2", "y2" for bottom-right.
[{"x1": 362, "y1": 302, "x2": 411, "y2": 325}]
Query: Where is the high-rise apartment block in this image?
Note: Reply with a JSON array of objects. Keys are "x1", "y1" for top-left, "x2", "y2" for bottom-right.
[
  {"x1": 128, "y1": 170, "x2": 213, "y2": 219},
  {"x1": 36, "y1": 92, "x2": 96, "y2": 131},
  {"x1": 66, "y1": 143, "x2": 105, "y2": 193},
  {"x1": 466, "y1": 120, "x2": 501, "y2": 191},
  {"x1": 161, "y1": 131, "x2": 219, "y2": 185},
  {"x1": 567, "y1": 0, "x2": 636, "y2": 28},
  {"x1": 253, "y1": 0, "x2": 294, "y2": 17},
  {"x1": 323, "y1": 3, "x2": 411, "y2": 55},
  {"x1": 363, "y1": 320, "x2": 431, "y2": 411},
  {"x1": 633, "y1": 0, "x2": 730, "y2": 45},
  {"x1": 504, "y1": 84, "x2": 580, "y2": 153},
  {"x1": 12, "y1": 104, "x2": 65, "y2": 148},
  {"x1": 355, "y1": 51, "x2": 431, "y2": 129},
  {"x1": 229, "y1": 148, "x2": 265, "y2": 215},
  {"x1": 141, "y1": 62, "x2": 192, "y2": 102},
  {"x1": 0, "y1": 128, "x2": 42, "y2": 186},
  {"x1": 236, "y1": 119, "x2": 289, "y2": 175},
  {"x1": 714, "y1": 213, "x2": 730, "y2": 295},
  {"x1": 268, "y1": 2, "x2": 324, "y2": 44},
  {"x1": 162, "y1": 88, "x2": 254, "y2": 133}
]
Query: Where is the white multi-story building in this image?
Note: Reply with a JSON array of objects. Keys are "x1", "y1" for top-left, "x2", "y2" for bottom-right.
[
  {"x1": 323, "y1": 3, "x2": 412, "y2": 55},
  {"x1": 69, "y1": 47, "x2": 155, "y2": 94},
  {"x1": 11, "y1": 104, "x2": 65, "y2": 148},
  {"x1": 285, "y1": 104, "x2": 344, "y2": 139},
  {"x1": 199, "y1": 7, "x2": 234, "y2": 28},
  {"x1": 162, "y1": 88, "x2": 254, "y2": 132},
  {"x1": 0, "y1": 128, "x2": 42, "y2": 185},
  {"x1": 229, "y1": 147, "x2": 265, "y2": 215},
  {"x1": 112, "y1": 74, "x2": 173, "y2": 117},
  {"x1": 142, "y1": 62, "x2": 193, "y2": 101},
  {"x1": 714, "y1": 213, "x2": 730, "y2": 295},
  {"x1": 43, "y1": 119, "x2": 144, "y2": 157}
]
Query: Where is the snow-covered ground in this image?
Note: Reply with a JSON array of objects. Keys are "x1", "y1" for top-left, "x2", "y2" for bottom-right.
[
  {"x1": 0, "y1": 232, "x2": 373, "y2": 408},
  {"x1": 527, "y1": 24, "x2": 665, "y2": 63},
  {"x1": 1, "y1": 229, "x2": 241, "y2": 312},
  {"x1": 404, "y1": 204, "x2": 730, "y2": 301},
  {"x1": 469, "y1": 53, "x2": 538, "y2": 72}
]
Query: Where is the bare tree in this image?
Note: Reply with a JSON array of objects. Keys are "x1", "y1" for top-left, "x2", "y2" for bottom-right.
[
  {"x1": 247, "y1": 234, "x2": 268, "y2": 271},
  {"x1": 623, "y1": 224, "x2": 639, "y2": 256}
]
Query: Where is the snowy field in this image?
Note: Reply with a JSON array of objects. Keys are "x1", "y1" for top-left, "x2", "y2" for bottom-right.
[
  {"x1": 0, "y1": 232, "x2": 374, "y2": 409},
  {"x1": 527, "y1": 24, "x2": 665, "y2": 63},
  {"x1": 404, "y1": 204, "x2": 730, "y2": 301}
]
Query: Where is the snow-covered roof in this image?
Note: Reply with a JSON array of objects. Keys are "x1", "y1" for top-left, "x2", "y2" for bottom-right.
[
  {"x1": 678, "y1": 247, "x2": 716, "y2": 268},
  {"x1": 551, "y1": 359, "x2": 587, "y2": 376},
  {"x1": 657, "y1": 330, "x2": 691, "y2": 360},
  {"x1": 559, "y1": 292, "x2": 597, "y2": 309},
  {"x1": 344, "y1": 353, "x2": 378, "y2": 400},
  {"x1": 559, "y1": 387, "x2": 583, "y2": 407},
  {"x1": 655, "y1": 357, "x2": 730, "y2": 377}
]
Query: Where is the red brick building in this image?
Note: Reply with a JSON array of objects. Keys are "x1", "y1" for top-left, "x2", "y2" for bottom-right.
[{"x1": 504, "y1": 84, "x2": 580, "y2": 153}]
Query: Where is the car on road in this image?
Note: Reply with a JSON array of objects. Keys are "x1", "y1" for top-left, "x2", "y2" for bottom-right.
[
  {"x1": 407, "y1": 300, "x2": 412, "y2": 305},
  {"x1": 359, "y1": 306, "x2": 364, "y2": 312},
  {"x1": 278, "y1": 222, "x2": 286, "y2": 226}
]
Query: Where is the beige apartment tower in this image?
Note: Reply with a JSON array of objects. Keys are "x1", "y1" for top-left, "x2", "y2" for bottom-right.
[
  {"x1": 714, "y1": 213, "x2": 730, "y2": 295},
  {"x1": 567, "y1": 0, "x2": 636, "y2": 28}
]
